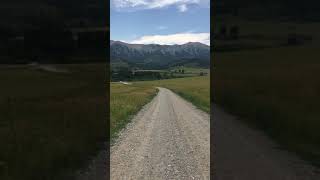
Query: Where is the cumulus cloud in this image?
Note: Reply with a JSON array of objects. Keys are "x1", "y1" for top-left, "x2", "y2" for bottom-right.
[
  {"x1": 112, "y1": 0, "x2": 208, "y2": 11},
  {"x1": 130, "y1": 32, "x2": 210, "y2": 45},
  {"x1": 178, "y1": 4, "x2": 188, "y2": 12}
]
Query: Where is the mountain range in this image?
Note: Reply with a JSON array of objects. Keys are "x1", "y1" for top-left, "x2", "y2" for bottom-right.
[{"x1": 110, "y1": 40, "x2": 210, "y2": 69}]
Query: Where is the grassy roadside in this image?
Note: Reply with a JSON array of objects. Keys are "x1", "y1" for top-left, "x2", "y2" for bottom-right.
[
  {"x1": 110, "y1": 75, "x2": 210, "y2": 142},
  {"x1": 214, "y1": 46, "x2": 320, "y2": 166},
  {"x1": 0, "y1": 64, "x2": 107, "y2": 180},
  {"x1": 110, "y1": 83, "x2": 158, "y2": 140},
  {"x1": 137, "y1": 76, "x2": 210, "y2": 113}
]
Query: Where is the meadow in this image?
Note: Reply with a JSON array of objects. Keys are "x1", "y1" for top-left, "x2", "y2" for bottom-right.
[
  {"x1": 110, "y1": 83, "x2": 157, "y2": 140},
  {"x1": 137, "y1": 76, "x2": 210, "y2": 113},
  {"x1": 110, "y1": 75, "x2": 210, "y2": 142},
  {"x1": 0, "y1": 64, "x2": 107, "y2": 180},
  {"x1": 214, "y1": 46, "x2": 320, "y2": 165}
]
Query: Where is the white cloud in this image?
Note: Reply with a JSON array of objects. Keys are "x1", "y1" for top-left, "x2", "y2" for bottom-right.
[
  {"x1": 178, "y1": 4, "x2": 188, "y2": 12},
  {"x1": 130, "y1": 32, "x2": 210, "y2": 45},
  {"x1": 113, "y1": 0, "x2": 148, "y2": 8},
  {"x1": 112, "y1": 0, "x2": 208, "y2": 11}
]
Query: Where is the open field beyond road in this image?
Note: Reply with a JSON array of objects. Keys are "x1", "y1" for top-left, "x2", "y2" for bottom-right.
[{"x1": 136, "y1": 76, "x2": 210, "y2": 113}]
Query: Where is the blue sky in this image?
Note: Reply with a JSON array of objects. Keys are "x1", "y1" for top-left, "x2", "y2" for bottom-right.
[{"x1": 111, "y1": 0, "x2": 210, "y2": 45}]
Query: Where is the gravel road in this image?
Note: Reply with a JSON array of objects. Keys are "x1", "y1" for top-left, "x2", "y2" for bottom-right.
[
  {"x1": 213, "y1": 105, "x2": 320, "y2": 180},
  {"x1": 75, "y1": 87, "x2": 320, "y2": 180},
  {"x1": 111, "y1": 87, "x2": 210, "y2": 179}
]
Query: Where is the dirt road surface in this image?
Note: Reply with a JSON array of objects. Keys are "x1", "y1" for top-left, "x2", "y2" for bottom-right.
[
  {"x1": 213, "y1": 105, "x2": 320, "y2": 180},
  {"x1": 111, "y1": 87, "x2": 210, "y2": 179},
  {"x1": 109, "y1": 87, "x2": 320, "y2": 180}
]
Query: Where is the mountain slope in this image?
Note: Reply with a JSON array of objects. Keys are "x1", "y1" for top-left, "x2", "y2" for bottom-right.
[{"x1": 110, "y1": 40, "x2": 210, "y2": 69}]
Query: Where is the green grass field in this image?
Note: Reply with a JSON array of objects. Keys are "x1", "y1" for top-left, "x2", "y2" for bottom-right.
[
  {"x1": 0, "y1": 64, "x2": 107, "y2": 180},
  {"x1": 137, "y1": 76, "x2": 210, "y2": 113},
  {"x1": 110, "y1": 75, "x2": 210, "y2": 142},
  {"x1": 110, "y1": 83, "x2": 157, "y2": 140},
  {"x1": 214, "y1": 46, "x2": 320, "y2": 165}
]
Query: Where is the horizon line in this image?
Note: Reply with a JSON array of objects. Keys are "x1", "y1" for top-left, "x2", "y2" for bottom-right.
[{"x1": 110, "y1": 40, "x2": 210, "y2": 46}]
